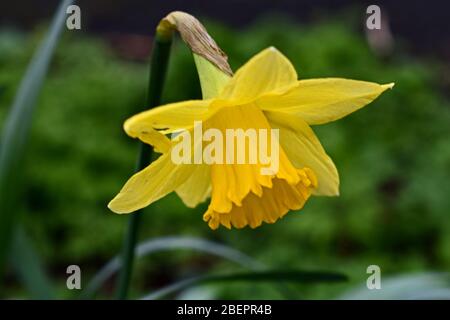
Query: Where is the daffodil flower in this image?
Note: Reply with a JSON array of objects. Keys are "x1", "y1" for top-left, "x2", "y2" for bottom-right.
[{"x1": 109, "y1": 47, "x2": 393, "y2": 229}]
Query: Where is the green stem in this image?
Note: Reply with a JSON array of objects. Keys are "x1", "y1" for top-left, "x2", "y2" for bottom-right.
[{"x1": 115, "y1": 32, "x2": 173, "y2": 300}]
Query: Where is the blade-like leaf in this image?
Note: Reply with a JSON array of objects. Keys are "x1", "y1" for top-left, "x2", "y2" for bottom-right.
[
  {"x1": 0, "y1": 0, "x2": 73, "y2": 284},
  {"x1": 9, "y1": 227, "x2": 54, "y2": 299},
  {"x1": 82, "y1": 236, "x2": 262, "y2": 299},
  {"x1": 340, "y1": 272, "x2": 450, "y2": 300},
  {"x1": 142, "y1": 270, "x2": 348, "y2": 300}
]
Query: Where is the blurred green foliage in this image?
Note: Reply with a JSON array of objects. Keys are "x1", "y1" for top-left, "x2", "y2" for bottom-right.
[{"x1": 0, "y1": 15, "x2": 449, "y2": 299}]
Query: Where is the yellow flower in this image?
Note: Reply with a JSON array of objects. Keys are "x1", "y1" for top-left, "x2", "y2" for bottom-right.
[{"x1": 108, "y1": 47, "x2": 393, "y2": 229}]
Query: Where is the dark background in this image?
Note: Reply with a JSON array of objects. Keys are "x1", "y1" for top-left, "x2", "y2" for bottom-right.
[{"x1": 1, "y1": 0, "x2": 449, "y2": 59}]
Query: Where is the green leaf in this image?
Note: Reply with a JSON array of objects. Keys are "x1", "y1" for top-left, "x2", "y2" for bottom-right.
[
  {"x1": 340, "y1": 272, "x2": 450, "y2": 300},
  {"x1": 82, "y1": 236, "x2": 262, "y2": 299},
  {"x1": 142, "y1": 269, "x2": 348, "y2": 300},
  {"x1": 0, "y1": 0, "x2": 73, "y2": 283},
  {"x1": 9, "y1": 227, "x2": 54, "y2": 299}
]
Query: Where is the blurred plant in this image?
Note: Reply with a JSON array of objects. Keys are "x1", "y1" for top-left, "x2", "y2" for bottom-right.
[
  {"x1": 0, "y1": 0, "x2": 73, "y2": 295},
  {"x1": 83, "y1": 236, "x2": 262, "y2": 299},
  {"x1": 340, "y1": 273, "x2": 450, "y2": 299},
  {"x1": 1, "y1": 9, "x2": 449, "y2": 300}
]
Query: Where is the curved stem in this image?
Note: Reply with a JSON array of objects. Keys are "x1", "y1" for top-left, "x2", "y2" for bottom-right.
[{"x1": 115, "y1": 32, "x2": 172, "y2": 300}]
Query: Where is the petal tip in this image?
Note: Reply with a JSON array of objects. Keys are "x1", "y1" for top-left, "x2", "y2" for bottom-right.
[
  {"x1": 123, "y1": 118, "x2": 135, "y2": 137},
  {"x1": 384, "y1": 82, "x2": 395, "y2": 90},
  {"x1": 107, "y1": 201, "x2": 119, "y2": 213},
  {"x1": 107, "y1": 198, "x2": 130, "y2": 214}
]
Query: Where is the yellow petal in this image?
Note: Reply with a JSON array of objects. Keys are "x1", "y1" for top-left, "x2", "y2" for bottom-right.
[
  {"x1": 258, "y1": 78, "x2": 394, "y2": 125},
  {"x1": 108, "y1": 153, "x2": 194, "y2": 213},
  {"x1": 135, "y1": 129, "x2": 171, "y2": 154},
  {"x1": 124, "y1": 99, "x2": 213, "y2": 142},
  {"x1": 175, "y1": 164, "x2": 211, "y2": 208},
  {"x1": 218, "y1": 47, "x2": 297, "y2": 103},
  {"x1": 265, "y1": 110, "x2": 339, "y2": 196}
]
